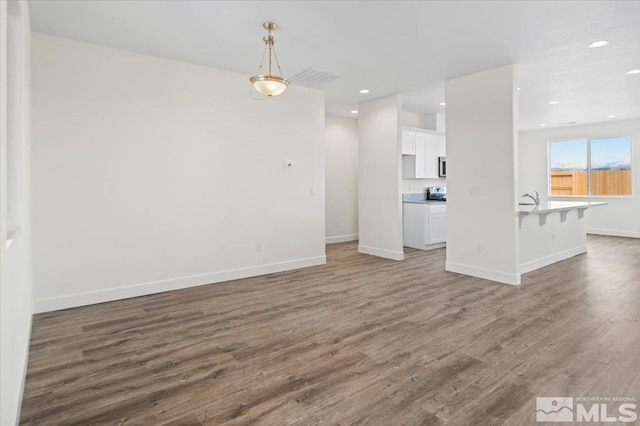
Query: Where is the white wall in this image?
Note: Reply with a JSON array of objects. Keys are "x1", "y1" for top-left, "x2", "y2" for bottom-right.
[
  {"x1": 325, "y1": 115, "x2": 358, "y2": 243},
  {"x1": 401, "y1": 111, "x2": 426, "y2": 128},
  {"x1": 1, "y1": 1, "x2": 33, "y2": 424},
  {"x1": 519, "y1": 119, "x2": 640, "y2": 238},
  {"x1": 425, "y1": 113, "x2": 446, "y2": 133},
  {"x1": 358, "y1": 95, "x2": 404, "y2": 260},
  {"x1": 445, "y1": 65, "x2": 521, "y2": 285},
  {"x1": 31, "y1": 34, "x2": 326, "y2": 312},
  {"x1": 402, "y1": 177, "x2": 446, "y2": 195}
]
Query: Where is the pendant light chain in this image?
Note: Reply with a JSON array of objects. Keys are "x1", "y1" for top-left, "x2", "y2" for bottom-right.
[
  {"x1": 257, "y1": 44, "x2": 267, "y2": 75},
  {"x1": 268, "y1": 34, "x2": 273, "y2": 76},
  {"x1": 272, "y1": 47, "x2": 284, "y2": 79}
]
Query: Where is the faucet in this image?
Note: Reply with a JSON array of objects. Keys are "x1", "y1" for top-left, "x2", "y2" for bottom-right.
[{"x1": 522, "y1": 190, "x2": 540, "y2": 206}]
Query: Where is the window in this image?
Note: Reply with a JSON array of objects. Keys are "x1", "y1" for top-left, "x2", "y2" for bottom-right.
[
  {"x1": 549, "y1": 139, "x2": 588, "y2": 195},
  {"x1": 549, "y1": 136, "x2": 632, "y2": 196}
]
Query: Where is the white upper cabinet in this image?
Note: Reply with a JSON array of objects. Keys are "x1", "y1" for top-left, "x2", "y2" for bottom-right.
[
  {"x1": 402, "y1": 128, "x2": 445, "y2": 179},
  {"x1": 401, "y1": 130, "x2": 416, "y2": 155},
  {"x1": 437, "y1": 134, "x2": 446, "y2": 158},
  {"x1": 415, "y1": 132, "x2": 428, "y2": 177},
  {"x1": 425, "y1": 134, "x2": 439, "y2": 179}
]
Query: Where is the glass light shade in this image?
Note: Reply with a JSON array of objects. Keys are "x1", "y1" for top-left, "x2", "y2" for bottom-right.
[{"x1": 250, "y1": 75, "x2": 289, "y2": 97}]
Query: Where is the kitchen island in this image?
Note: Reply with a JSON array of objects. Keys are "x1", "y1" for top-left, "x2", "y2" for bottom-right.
[{"x1": 519, "y1": 201, "x2": 606, "y2": 274}]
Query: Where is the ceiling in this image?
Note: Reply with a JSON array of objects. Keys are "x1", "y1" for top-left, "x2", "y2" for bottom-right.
[{"x1": 28, "y1": 0, "x2": 640, "y2": 131}]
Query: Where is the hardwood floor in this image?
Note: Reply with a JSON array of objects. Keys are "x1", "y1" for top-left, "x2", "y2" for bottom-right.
[{"x1": 20, "y1": 235, "x2": 640, "y2": 425}]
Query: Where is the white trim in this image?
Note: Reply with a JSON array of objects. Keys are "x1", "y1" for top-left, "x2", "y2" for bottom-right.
[
  {"x1": 15, "y1": 314, "x2": 32, "y2": 424},
  {"x1": 33, "y1": 255, "x2": 327, "y2": 313},
  {"x1": 358, "y1": 244, "x2": 405, "y2": 261},
  {"x1": 519, "y1": 244, "x2": 587, "y2": 274},
  {"x1": 325, "y1": 234, "x2": 358, "y2": 244},
  {"x1": 587, "y1": 228, "x2": 640, "y2": 239},
  {"x1": 445, "y1": 261, "x2": 521, "y2": 285},
  {"x1": 422, "y1": 242, "x2": 446, "y2": 251}
]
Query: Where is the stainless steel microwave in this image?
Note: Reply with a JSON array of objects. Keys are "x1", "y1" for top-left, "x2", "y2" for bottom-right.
[{"x1": 438, "y1": 157, "x2": 446, "y2": 177}]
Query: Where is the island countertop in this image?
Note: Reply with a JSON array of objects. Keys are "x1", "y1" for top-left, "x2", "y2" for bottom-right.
[{"x1": 518, "y1": 201, "x2": 607, "y2": 215}]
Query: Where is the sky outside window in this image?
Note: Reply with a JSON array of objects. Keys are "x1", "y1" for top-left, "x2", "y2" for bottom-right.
[
  {"x1": 550, "y1": 139, "x2": 587, "y2": 171},
  {"x1": 590, "y1": 136, "x2": 631, "y2": 170}
]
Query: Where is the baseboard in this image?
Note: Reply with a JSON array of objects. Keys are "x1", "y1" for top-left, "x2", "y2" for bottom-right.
[
  {"x1": 358, "y1": 245, "x2": 404, "y2": 261},
  {"x1": 587, "y1": 228, "x2": 640, "y2": 239},
  {"x1": 33, "y1": 255, "x2": 327, "y2": 313},
  {"x1": 15, "y1": 314, "x2": 32, "y2": 425},
  {"x1": 445, "y1": 261, "x2": 521, "y2": 285},
  {"x1": 519, "y1": 244, "x2": 587, "y2": 274},
  {"x1": 423, "y1": 242, "x2": 446, "y2": 251},
  {"x1": 326, "y1": 234, "x2": 359, "y2": 244}
]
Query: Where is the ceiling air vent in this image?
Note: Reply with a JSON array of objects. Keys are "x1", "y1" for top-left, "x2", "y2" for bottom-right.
[{"x1": 288, "y1": 67, "x2": 340, "y2": 89}]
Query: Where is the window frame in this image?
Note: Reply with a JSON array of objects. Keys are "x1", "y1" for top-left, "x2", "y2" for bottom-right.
[{"x1": 547, "y1": 135, "x2": 634, "y2": 199}]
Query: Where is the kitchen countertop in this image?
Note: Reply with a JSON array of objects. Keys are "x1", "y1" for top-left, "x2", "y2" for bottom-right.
[
  {"x1": 404, "y1": 199, "x2": 447, "y2": 205},
  {"x1": 402, "y1": 194, "x2": 446, "y2": 205}
]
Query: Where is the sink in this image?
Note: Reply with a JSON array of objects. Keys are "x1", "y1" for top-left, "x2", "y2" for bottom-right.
[{"x1": 519, "y1": 202, "x2": 536, "y2": 206}]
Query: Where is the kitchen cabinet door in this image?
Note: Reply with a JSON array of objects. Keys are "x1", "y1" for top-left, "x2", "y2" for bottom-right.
[
  {"x1": 428, "y1": 212, "x2": 447, "y2": 244},
  {"x1": 437, "y1": 135, "x2": 446, "y2": 158},
  {"x1": 414, "y1": 133, "x2": 428, "y2": 178},
  {"x1": 403, "y1": 203, "x2": 429, "y2": 249},
  {"x1": 401, "y1": 131, "x2": 416, "y2": 155},
  {"x1": 424, "y1": 134, "x2": 439, "y2": 179}
]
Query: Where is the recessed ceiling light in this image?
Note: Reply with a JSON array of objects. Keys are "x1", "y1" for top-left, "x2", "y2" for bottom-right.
[
  {"x1": 350, "y1": 110, "x2": 358, "y2": 114},
  {"x1": 548, "y1": 101, "x2": 559, "y2": 105},
  {"x1": 439, "y1": 102, "x2": 446, "y2": 106},
  {"x1": 626, "y1": 69, "x2": 640, "y2": 75},
  {"x1": 540, "y1": 123, "x2": 547, "y2": 127},
  {"x1": 517, "y1": 87, "x2": 521, "y2": 91},
  {"x1": 564, "y1": 121, "x2": 577, "y2": 125},
  {"x1": 359, "y1": 89, "x2": 370, "y2": 94},
  {"x1": 588, "y1": 40, "x2": 609, "y2": 48},
  {"x1": 608, "y1": 115, "x2": 616, "y2": 118}
]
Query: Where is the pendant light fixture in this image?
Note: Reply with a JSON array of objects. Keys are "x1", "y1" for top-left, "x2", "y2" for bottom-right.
[{"x1": 250, "y1": 22, "x2": 289, "y2": 97}]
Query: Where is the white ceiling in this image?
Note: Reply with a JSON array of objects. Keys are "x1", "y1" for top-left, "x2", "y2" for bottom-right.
[{"x1": 28, "y1": 0, "x2": 640, "y2": 131}]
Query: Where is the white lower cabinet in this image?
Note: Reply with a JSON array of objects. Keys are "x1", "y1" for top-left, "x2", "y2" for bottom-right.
[
  {"x1": 428, "y1": 212, "x2": 446, "y2": 244},
  {"x1": 403, "y1": 202, "x2": 446, "y2": 250}
]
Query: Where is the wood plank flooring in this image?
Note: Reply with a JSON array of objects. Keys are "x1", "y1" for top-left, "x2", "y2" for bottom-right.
[{"x1": 20, "y1": 235, "x2": 640, "y2": 425}]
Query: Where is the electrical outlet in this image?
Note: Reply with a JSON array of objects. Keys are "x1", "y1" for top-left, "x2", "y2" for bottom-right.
[
  {"x1": 256, "y1": 242, "x2": 262, "y2": 252},
  {"x1": 476, "y1": 244, "x2": 483, "y2": 253},
  {"x1": 334, "y1": 220, "x2": 340, "y2": 228},
  {"x1": 310, "y1": 186, "x2": 315, "y2": 196},
  {"x1": 469, "y1": 186, "x2": 481, "y2": 196}
]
